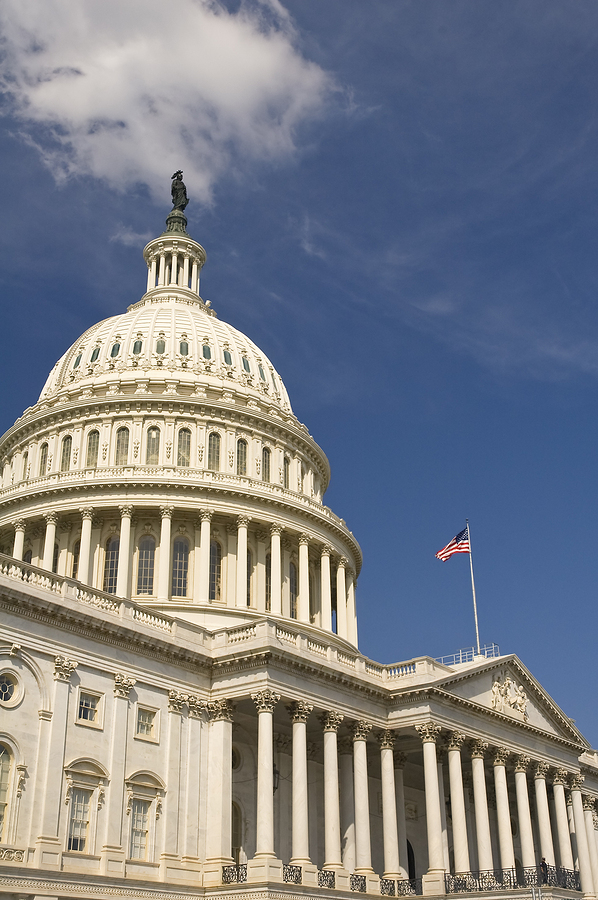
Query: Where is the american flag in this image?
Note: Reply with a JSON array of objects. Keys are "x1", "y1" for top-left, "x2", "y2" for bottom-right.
[{"x1": 435, "y1": 525, "x2": 470, "y2": 561}]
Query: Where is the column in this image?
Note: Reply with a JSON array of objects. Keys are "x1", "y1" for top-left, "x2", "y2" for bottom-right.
[
  {"x1": 394, "y1": 752, "x2": 410, "y2": 880},
  {"x1": 336, "y1": 558, "x2": 347, "y2": 639},
  {"x1": 416, "y1": 724, "x2": 445, "y2": 895},
  {"x1": 447, "y1": 732, "x2": 470, "y2": 874},
  {"x1": 298, "y1": 534, "x2": 310, "y2": 623},
  {"x1": 346, "y1": 569, "x2": 357, "y2": 645},
  {"x1": 321, "y1": 711, "x2": 344, "y2": 870},
  {"x1": 197, "y1": 510, "x2": 212, "y2": 601},
  {"x1": 161, "y1": 691, "x2": 185, "y2": 861},
  {"x1": 584, "y1": 797, "x2": 598, "y2": 897},
  {"x1": 182, "y1": 254, "x2": 190, "y2": 288},
  {"x1": 470, "y1": 740, "x2": 493, "y2": 872},
  {"x1": 379, "y1": 730, "x2": 401, "y2": 879},
  {"x1": 534, "y1": 762, "x2": 555, "y2": 866},
  {"x1": 191, "y1": 259, "x2": 198, "y2": 293},
  {"x1": 493, "y1": 748, "x2": 515, "y2": 871},
  {"x1": 115, "y1": 505, "x2": 133, "y2": 597},
  {"x1": 320, "y1": 546, "x2": 332, "y2": 632},
  {"x1": 438, "y1": 754, "x2": 450, "y2": 872},
  {"x1": 270, "y1": 525, "x2": 282, "y2": 616},
  {"x1": 13, "y1": 520, "x2": 26, "y2": 561},
  {"x1": 184, "y1": 696, "x2": 206, "y2": 860},
  {"x1": 157, "y1": 505, "x2": 173, "y2": 601},
  {"x1": 252, "y1": 690, "x2": 280, "y2": 858},
  {"x1": 42, "y1": 512, "x2": 58, "y2": 571},
  {"x1": 288, "y1": 700, "x2": 313, "y2": 864},
  {"x1": 553, "y1": 769, "x2": 575, "y2": 870},
  {"x1": 352, "y1": 721, "x2": 373, "y2": 874},
  {"x1": 170, "y1": 251, "x2": 178, "y2": 285},
  {"x1": 571, "y1": 776, "x2": 596, "y2": 898},
  {"x1": 78, "y1": 507, "x2": 94, "y2": 585},
  {"x1": 236, "y1": 516, "x2": 250, "y2": 608},
  {"x1": 101, "y1": 674, "x2": 136, "y2": 875},
  {"x1": 339, "y1": 737, "x2": 356, "y2": 873},
  {"x1": 158, "y1": 252, "x2": 166, "y2": 285},
  {"x1": 514, "y1": 755, "x2": 536, "y2": 869},
  {"x1": 203, "y1": 699, "x2": 234, "y2": 883}
]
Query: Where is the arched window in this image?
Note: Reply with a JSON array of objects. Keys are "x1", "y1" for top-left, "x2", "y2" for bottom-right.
[
  {"x1": 23, "y1": 550, "x2": 32, "y2": 564},
  {"x1": 179, "y1": 340, "x2": 189, "y2": 356},
  {"x1": 207, "y1": 432, "x2": 220, "y2": 471},
  {"x1": 156, "y1": 338, "x2": 166, "y2": 354},
  {"x1": 72, "y1": 540, "x2": 81, "y2": 579},
  {"x1": 242, "y1": 356, "x2": 250, "y2": 373},
  {"x1": 73, "y1": 353, "x2": 82, "y2": 369},
  {"x1": 21, "y1": 451, "x2": 28, "y2": 482},
  {"x1": 39, "y1": 443, "x2": 48, "y2": 476},
  {"x1": 177, "y1": 429, "x2": 191, "y2": 467},
  {"x1": 283, "y1": 456, "x2": 290, "y2": 489},
  {"x1": 90, "y1": 346, "x2": 100, "y2": 362},
  {"x1": 209, "y1": 539, "x2": 222, "y2": 602},
  {"x1": 265, "y1": 552, "x2": 271, "y2": 612},
  {"x1": 102, "y1": 536, "x2": 120, "y2": 594},
  {"x1": 110, "y1": 342, "x2": 120, "y2": 358},
  {"x1": 232, "y1": 802, "x2": 243, "y2": 865},
  {"x1": 171, "y1": 538, "x2": 189, "y2": 597},
  {"x1": 247, "y1": 548, "x2": 253, "y2": 606},
  {"x1": 52, "y1": 543, "x2": 59, "y2": 575},
  {"x1": 0, "y1": 744, "x2": 12, "y2": 842},
  {"x1": 223, "y1": 349, "x2": 232, "y2": 365},
  {"x1": 86, "y1": 431, "x2": 99, "y2": 468},
  {"x1": 132, "y1": 339, "x2": 143, "y2": 354},
  {"x1": 137, "y1": 537, "x2": 155, "y2": 595},
  {"x1": 202, "y1": 344, "x2": 211, "y2": 359},
  {"x1": 236, "y1": 439, "x2": 247, "y2": 476},
  {"x1": 115, "y1": 427, "x2": 129, "y2": 466},
  {"x1": 60, "y1": 436, "x2": 72, "y2": 472},
  {"x1": 146, "y1": 427, "x2": 160, "y2": 465},
  {"x1": 258, "y1": 365, "x2": 266, "y2": 381},
  {"x1": 289, "y1": 562, "x2": 297, "y2": 619},
  {"x1": 262, "y1": 447, "x2": 271, "y2": 482}
]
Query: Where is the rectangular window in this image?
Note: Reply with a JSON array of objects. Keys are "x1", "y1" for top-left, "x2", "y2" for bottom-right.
[
  {"x1": 78, "y1": 692, "x2": 100, "y2": 724},
  {"x1": 129, "y1": 798, "x2": 151, "y2": 859},
  {"x1": 136, "y1": 707, "x2": 156, "y2": 739},
  {"x1": 68, "y1": 788, "x2": 91, "y2": 852}
]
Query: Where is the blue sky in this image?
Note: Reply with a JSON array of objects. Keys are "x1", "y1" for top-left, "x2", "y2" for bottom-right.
[{"x1": 1, "y1": 0, "x2": 598, "y2": 743}]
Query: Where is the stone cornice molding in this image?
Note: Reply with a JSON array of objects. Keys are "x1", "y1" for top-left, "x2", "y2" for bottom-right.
[
  {"x1": 351, "y1": 721, "x2": 372, "y2": 742},
  {"x1": 287, "y1": 700, "x2": 313, "y2": 723},
  {"x1": 251, "y1": 689, "x2": 280, "y2": 713},
  {"x1": 54, "y1": 655, "x2": 77, "y2": 681},
  {"x1": 114, "y1": 673, "x2": 136, "y2": 697},
  {"x1": 320, "y1": 711, "x2": 344, "y2": 733},
  {"x1": 416, "y1": 723, "x2": 441, "y2": 744}
]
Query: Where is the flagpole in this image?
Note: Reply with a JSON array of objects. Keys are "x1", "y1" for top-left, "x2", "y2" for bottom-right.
[{"x1": 466, "y1": 518, "x2": 481, "y2": 655}]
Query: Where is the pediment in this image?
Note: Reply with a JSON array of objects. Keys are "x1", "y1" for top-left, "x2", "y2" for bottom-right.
[{"x1": 434, "y1": 655, "x2": 589, "y2": 746}]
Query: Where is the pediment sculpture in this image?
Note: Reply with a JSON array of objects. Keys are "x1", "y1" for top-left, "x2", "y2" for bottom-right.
[{"x1": 491, "y1": 675, "x2": 529, "y2": 721}]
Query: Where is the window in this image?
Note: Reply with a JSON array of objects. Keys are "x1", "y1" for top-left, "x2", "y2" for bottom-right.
[
  {"x1": 137, "y1": 537, "x2": 155, "y2": 595},
  {"x1": 129, "y1": 799, "x2": 151, "y2": 859},
  {"x1": 258, "y1": 365, "x2": 266, "y2": 381},
  {"x1": 262, "y1": 447, "x2": 271, "y2": 482},
  {"x1": 247, "y1": 548, "x2": 253, "y2": 606},
  {"x1": 21, "y1": 451, "x2": 28, "y2": 481},
  {"x1": 78, "y1": 692, "x2": 100, "y2": 724},
  {"x1": 207, "y1": 432, "x2": 220, "y2": 471},
  {"x1": 171, "y1": 538, "x2": 189, "y2": 597},
  {"x1": 136, "y1": 708, "x2": 156, "y2": 739},
  {"x1": 73, "y1": 353, "x2": 82, "y2": 369},
  {"x1": 0, "y1": 745, "x2": 11, "y2": 842},
  {"x1": 265, "y1": 553, "x2": 271, "y2": 612},
  {"x1": 209, "y1": 540, "x2": 222, "y2": 602},
  {"x1": 146, "y1": 427, "x2": 160, "y2": 464},
  {"x1": 86, "y1": 431, "x2": 99, "y2": 468},
  {"x1": 283, "y1": 457, "x2": 290, "y2": 489},
  {"x1": 177, "y1": 429, "x2": 191, "y2": 467},
  {"x1": 236, "y1": 439, "x2": 247, "y2": 476},
  {"x1": 110, "y1": 342, "x2": 120, "y2": 358},
  {"x1": 68, "y1": 787, "x2": 91, "y2": 851},
  {"x1": 115, "y1": 426, "x2": 129, "y2": 466},
  {"x1": 132, "y1": 339, "x2": 143, "y2": 354},
  {"x1": 179, "y1": 340, "x2": 189, "y2": 356},
  {"x1": 0, "y1": 675, "x2": 16, "y2": 704},
  {"x1": 39, "y1": 443, "x2": 48, "y2": 476},
  {"x1": 72, "y1": 540, "x2": 80, "y2": 579},
  {"x1": 156, "y1": 338, "x2": 166, "y2": 354},
  {"x1": 242, "y1": 356, "x2": 250, "y2": 373},
  {"x1": 90, "y1": 346, "x2": 100, "y2": 362},
  {"x1": 60, "y1": 435, "x2": 72, "y2": 472},
  {"x1": 202, "y1": 344, "x2": 211, "y2": 359},
  {"x1": 223, "y1": 349, "x2": 232, "y2": 365},
  {"x1": 289, "y1": 562, "x2": 297, "y2": 619},
  {"x1": 103, "y1": 536, "x2": 120, "y2": 594},
  {"x1": 52, "y1": 542, "x2": 59, "y2": 574}
]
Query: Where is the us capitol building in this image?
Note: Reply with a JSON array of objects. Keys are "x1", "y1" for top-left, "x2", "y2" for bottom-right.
[{"x1": 1, "y1": 184, "x2": 598, "y2": 900}]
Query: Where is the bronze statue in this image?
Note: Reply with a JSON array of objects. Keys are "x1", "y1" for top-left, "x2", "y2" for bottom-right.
[{"x1": 171, "y1": 170, "x2": 189, "y2": 211}]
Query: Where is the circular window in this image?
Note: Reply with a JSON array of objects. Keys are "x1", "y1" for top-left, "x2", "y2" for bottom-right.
[{"x1": 0, "y1": 672, "x2": 21, "y2": 708}]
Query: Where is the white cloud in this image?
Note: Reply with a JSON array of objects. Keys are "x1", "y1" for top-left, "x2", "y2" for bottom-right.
[
  {"x1": 0, "y1": 0, "x2": 332, "y2": 205},
  {"x1": 109, "y1": 225, "x2": 153, "y2": 247}
]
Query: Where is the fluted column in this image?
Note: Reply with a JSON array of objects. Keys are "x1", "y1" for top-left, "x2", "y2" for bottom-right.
[
  {"x1": 158, "y1": 251, "x2": 166, "y2": 285},
  {"x1": 346, "y1": 569, "x2": 357, "y2": 645},
  {"x1": 78, "y1": 507, "x2": 94, "y2": 585},
  {"x1": 236, "y1": 516, "x2": 250, "y2": 608},
  {"x1": 447, "y1": 732, "x2": 470, "y2": 874},
  {"x1": 470, "y1": 740, "x2": 493, "y2": 872},
  {"x1": 379, "y1": 730, "x2": 401, "y2": 879},
  {"x1": 115, "y1": 505, "x2": 133, "y2": 597},
  {"x1": 584, "y1": 797, "x2": 598, "y2": 896},
  {"x1": 571, "y1": 776, "x2": 596, "y2": 898},
  {"x1": 270, "y1": 525, "x2": 282, "y2": 615},
  {"x1": 320, "y1": 546, "x2": 332, "y2": 632},
  {"x1": 42, "y1": 512, "x2": 58, "y2": 571},
  {"x1": 514, "y1": 755, "x2": 535, "y2": 869},
  {"x1": 298, "y1": 534, "x2": 310, "y2": 622},
  {"x1": 170, "y1": 250, "x2": 178, "y2": 285},
  {"x1": 336, "y1": 558, "x2": 347, "y2": 639},
  {"x1": 534, "y1": 762, "x2": 555, "y2": 866},
  {"x1": 13, "y1": 520, "x2": 26, "y2": 561},
  {"x1": 493, "y1": 748, "x2": 515, "y2": 871},
  {"x1": 205, "y1": 700, "x2": 234, "y2": 867},
  {"x1": 157, "y1": 505, "x2": 173, "y2": 601},
  {"x1": 416, "y1": 723, "x2": 445, "y2": 878},
  {"x1": 553, "y1": 769, "x2": 575, "y2": 870},
  {"x1": 197, "y1": 510, "x2": 212, "y2": 601},
  {"x1": 321, "y1": 711, "x2": 344, "y2": 869},
  {"x1": 101, "y1": 674, "x2": 136, "y2": 872},
  {"x1": 339, "y1": 737, "x2": 356, "y2": 873},
  {"x1": 252, "y1": 690, "x2": 280, "y2": 858},
  {"x1": 352, "y1": 721, "x2": 373, "y2": 873},
  {"x1": 288, "y1": 700, "x2": 313, "y2": 864}
]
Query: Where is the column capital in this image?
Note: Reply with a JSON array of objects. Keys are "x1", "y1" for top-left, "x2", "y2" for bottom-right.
[
  {"x1": 119, "y1": 504, "x2": 134, "y2": 518},
  {"x1": 377, "y1": 729, "x2": 396, "y2": 750},
  {"x1": 514, "y1": 754, "x2": 531, "y2": 773},
  {"x1": 351, "y1": 720, "x2": 372, "y2": 742},
  {"x1": 168, "y1": 690, "x2": 187, "y2": 712},
  {"x1": 252, "y1": 689, "x2": 280, "y2": 713},
  {"x1": 570, "y1": 773, "x2": 585, "y2": 791},
  {"x1": 79, "y1": 506, "x2": 94, "y2": 519},
  {"x1": 393, "y1": 750, "x2": 407, "y2": 769},
  {"x1": 54, "y1": 655, "x2": 78, "y2": 681},
  {"x1": 287, "y1": 699, "x2": 313, "y2": 723},
  {"x1": 199, "y1": 508, "x2": 214, "y2": 523},
  {"x1": 13, "y1": 519, "x2": 26, "y2": 532},
  {"x1": 299, "y1": 532, "x2": 310, "y2": 545},
  {"x1": 320, "y1": 544, "x2": 333, "y2": 557},
  {"x1": 160, "y1": 505, "x2": 174, "y2": 520},
  {"x1": 552, "y1": 767, "x2": 570, "y2": 785},
  {"x1": 416, "y1": 722, "x2": 441, "y2": 744},
  {"x1": 207, "y1": 698, "x2": 234, "y2": 721},
  {"x1": 44, "y1": 512, "x2": 58, "y2": 525},
  {"x1": 493, "y1": 747, "x2": 511, "y2": 767},
  {"x1": 270, "y1": 523, "x2": 283, "y2": 536},
  {"x1": 187, "y1": 695, "x2": 207, "y2": 718},
  {"x1": 534, "y1": 761, "x2": 550, "y2": 779},
  {"x1": 337, "y1": 556, "x2": 348, "y2": 569},
  {"x1": 583, "y1": 795, "x2": 596, "y2": 812},
  {"x1": 114, "y1": 673, "x2": 136, "y2": 697},
  {"x1": 446, "y1": 731, "x2": 466, "y2": 751},
  {"x1": 470, "y1": 738, "x2": 489, "y2": 758},
  {"x1": 237, "y1": 514, "x2": 251, "y2": 528},
  {"x1": 320, "y1": 710, "x2": 344, "y2": 732}
]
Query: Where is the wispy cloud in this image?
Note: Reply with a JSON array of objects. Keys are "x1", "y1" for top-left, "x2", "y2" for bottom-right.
[{"x1": 109, "y1": 225, "x2": 153, "y2": 247}]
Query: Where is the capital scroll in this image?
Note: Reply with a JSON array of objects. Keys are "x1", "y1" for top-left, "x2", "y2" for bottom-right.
[
  {"x1": 571, "y1": 774, "x2": 585, "y2": 792},
  {"x1": 351, "y1": 720, "x2": 372, "y2": 742},
  {"x1": 252, "y1": 689, "x2": 280, "y2": 713},
  {"x1": 493, "y1": 747, "x2": 511, "y2": 767},
  {"x1": 470, "y1": 739, "x2": 489, "y2": 759},
  {"x1": 320, "y1": 711, "x2": 344, "y2": 733},
  {"x1": 416, "y1": 723, "x2": 441, "y2": 744},
  {"x1": 114, "y1": 673, "x2": 136, "y2": 698},
  {"x1": 446, "y1": 731, "x2": 466, "y2": 752},
  {"x1": 287, "y1": 700, "x2": 313, "y2": 723},
  {"x1": 552, "y1": 768, "x2": 570, "y2": 786},
  {"x1": 54, "y1": 656, "x2": 78, "y2": 681},
  {"x1": 378, "y1": 729, "x2": 396, "y2": 750},
  {"x1": 514, "y1": 754, "x2": 531, "y2": 773},
  {"x1": 534, "y1": 761, "x2": 550, "y2": 779},
  {"x1": 207, "y1": 698, "x2": 234, "y2": 721}
]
